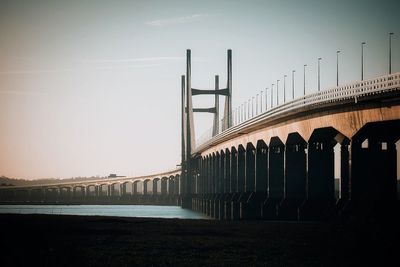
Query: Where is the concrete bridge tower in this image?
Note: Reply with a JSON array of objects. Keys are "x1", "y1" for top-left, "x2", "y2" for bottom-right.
[{"x1": 181, "y1": 49, "x2": 233, "y2": 208}]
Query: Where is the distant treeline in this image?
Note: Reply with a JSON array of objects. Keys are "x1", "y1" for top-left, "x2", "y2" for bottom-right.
[{"x1": 0, "y1": 176, "x2": 108, "y2": 187}]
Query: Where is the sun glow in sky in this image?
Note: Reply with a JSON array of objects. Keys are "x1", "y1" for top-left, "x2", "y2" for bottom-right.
[{"x1": 0, "y1": 0, "x2": 399, "y2": 179}]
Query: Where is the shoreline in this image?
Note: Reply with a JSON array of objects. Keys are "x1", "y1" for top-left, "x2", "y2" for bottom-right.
[{"x1": 1, "y1": 213, "x2": 399, "y2": 266}]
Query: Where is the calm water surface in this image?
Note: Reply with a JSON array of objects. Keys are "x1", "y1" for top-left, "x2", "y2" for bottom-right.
[{"x1": 0, "y1": 205, "x2": 208, "y2": 219}]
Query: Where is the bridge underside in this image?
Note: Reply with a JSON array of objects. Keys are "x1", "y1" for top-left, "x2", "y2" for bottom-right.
[{"x1": 191, "y1": 106, "x2": 400, "y2": 220}]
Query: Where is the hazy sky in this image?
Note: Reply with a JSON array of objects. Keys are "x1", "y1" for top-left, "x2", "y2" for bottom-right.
[{"x1": 0, "y1": 0, "x2": 399, "y2": 179}]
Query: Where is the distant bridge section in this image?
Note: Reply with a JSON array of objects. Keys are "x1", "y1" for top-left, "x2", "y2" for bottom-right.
[{"x1": 0, "y1": 169, "x2": 182, "y2": 205}]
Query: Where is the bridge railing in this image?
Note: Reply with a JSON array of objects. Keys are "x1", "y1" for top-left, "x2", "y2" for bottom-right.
[{"x1": 195, "y1": 72, "x2": 400, "y2": 148}]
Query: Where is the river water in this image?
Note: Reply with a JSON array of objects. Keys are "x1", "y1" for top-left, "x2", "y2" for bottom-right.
[{"x1": 0, "y1": 205, "x2": 208, "y2": 219}]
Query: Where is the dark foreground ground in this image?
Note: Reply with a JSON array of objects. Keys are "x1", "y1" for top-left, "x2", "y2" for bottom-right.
[{"x1": 0, "y1": 214, "x2": 399, "y2": 267}]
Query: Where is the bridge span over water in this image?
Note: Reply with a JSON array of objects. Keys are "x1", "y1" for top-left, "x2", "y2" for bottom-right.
[
  {"x1": 0, "y1": 169, "x2": 182, "y2": 205},
  {"x1": 1, "y1": 50, "x2": 399, "y2": 220}
]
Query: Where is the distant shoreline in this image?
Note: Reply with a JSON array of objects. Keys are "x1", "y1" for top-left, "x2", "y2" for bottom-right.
[{"x1": 0, "y1": 201, "x2": 177, "y2": 205}]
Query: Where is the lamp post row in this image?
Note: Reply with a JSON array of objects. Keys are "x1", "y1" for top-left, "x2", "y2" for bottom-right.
[{"x1": 233, "y1": 32, "x2": 395, "y2": 125}]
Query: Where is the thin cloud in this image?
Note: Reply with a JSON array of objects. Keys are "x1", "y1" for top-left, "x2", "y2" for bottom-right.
[
  {"x1": 83, "y1": 56, "x2": 209, "y2": 64},
  {"x1": 0, "y1": 56, "x2": 210, "y2": 75},
  {"x1": 86, "y1": 56, "x2": 184, "y2": 63},
  {"x1": 0, "y1": 63, "x2": 163, "y2": 75},
  {"x1": 146, "y1": 14, "x2": 211, "y2": 27},
  {"x1": 0, "y1": 90, "x2": 46, "y2": 96}
]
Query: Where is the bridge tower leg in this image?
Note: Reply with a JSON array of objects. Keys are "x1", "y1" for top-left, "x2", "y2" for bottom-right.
[
  {"x1": 223, "y1": 49, "x2": 233, "y2": 130},
  {"x1": 181, "y1": 49, "x2": 233, "y2": 212}
]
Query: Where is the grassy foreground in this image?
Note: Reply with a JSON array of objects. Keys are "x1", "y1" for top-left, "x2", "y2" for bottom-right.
[{"x1": 0, "y1": 214, "x2": 398, "y2": 266}]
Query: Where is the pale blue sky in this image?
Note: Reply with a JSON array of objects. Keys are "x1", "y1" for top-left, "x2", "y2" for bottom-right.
[{"x1": 0, "y1": 0, "x2": 399, "y2": 179}]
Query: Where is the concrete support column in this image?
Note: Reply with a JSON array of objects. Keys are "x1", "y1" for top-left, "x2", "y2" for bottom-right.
[
  {"x1": 161, "y1": 179, "x2": 168, "y2": 195},
  {"x1": 174, "y1": 177, "x2": 179, "y2": 196},
  {"x1": 216, "y1": 151, "x2": 227, "y2": 219},
  {"x1": 262, "y1": 137, "x2": 284, "y2": 219},
  {"x1": 232, "y1": 145, "x2": 245, "y2": 219},
  {"x1": 143, "y1": 181, "x2": 148, "y2": 195},
  {"x1": 152, "y1": 180, "x2": 158, "y2": 196},
  {"x1": 209, "y1": 156, "x2": 213, "y2": 195},
  {"x1": 86, "y1": 186, "x2": 90, "y2": 198},
  {"x1": 224, "y1": 150, "x2": 231, "y2": 194},
  {"x1": 245, "y1": 144, "x2": 256, "y2": 193},
  {"x1": 226, "y1": 147, "x2": 238, "y2": 220},
  {"x1": 255, "y1": 142, "x2": 268, "y2": 193},
  {"x1": 199, "y1": 159, "x2": 204, "y2": 195},
  {"x1": 168, "y1": 179, "x2": 173, "y2": 195},
  {"x1": 120, "y1": 184, "x2": 124, "y2": 196},
  {"x1": 132, "y1": 182, "x2": 137, "y2": 195},
  {"x1": 237, "y1": 145, "x2": 246, "y2": 193},
  {"x1": 72, "y1": 187, "x2": 77, "y2": 198},
  {"x1": 217, "y1": 152, "x2": 222, "y2": 194},
  {"x1": 279, "y1": 133, "x2": 307, "y2": 220},
  {"x1": 214, "y1": 153, "x2": 222, "y2": 218},
  {"x1": 82, "y1": 187, "x2": 86, "y2": 199},
  {"x1": 299, "y1": 128, "x2": 337, "y2": 221},
  {"x1": 351, "y1": 121, "x2": 399, "y2": 218},
  {"x1": 208, "y1": 154, "x2": 215, "y2": 218},
  {"x1": 307, "y1": 141, "x2": 335, "y2": 200},
  {"x1": 108, "y1": 185, "x2": 112, "y2": 197},
  {"x1": 211, "y1": 154, "x2": 216, "y2": 195},
  {"x1": 240, "y1": 143, "x2": 259, "y2": 219},
  {"x1": 340, "y1": 141, "x2": 350, "y2": 201}
]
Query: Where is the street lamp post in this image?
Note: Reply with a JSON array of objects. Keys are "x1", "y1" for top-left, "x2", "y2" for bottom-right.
[
  {"x1": 241, "y1": 103, "x2": 244, "y2": 122},
  {"x1": 336, "y1": 50, "x2": 340, "y2": 86},
  {"x1": 256, "y1": 94, "x2": 259, "y2": 115},
  {"x1": 303, "y1": 64, "x2": 307, "y2": 96},
  {"x1": 389, "y1": 32, "x2": 394, "y2": 74},
  {"x1": 283, "y1": 75, "x2": 287, "y2": 103},
  {"x1": 260, "y1": 90, "x2": 263, "y2": 113},
  {"x1": 252, "y1": 97, "x2": 254, "y2": 117},
  {"x1": 248, "y1": 99, "x2": 251, "y2": 119},
  {"x1": 292, "y1": 70, "x2": 295, "y2": 99},
  {"x1": 235, "y1": 107, "x2": 238, "y2": 125},
  {"x1": 318, "y1": 57, "x2": 322, "y2": 91},
  {"x1": 265, "y1": 87, "x2": 268, "y2": 111},
  {"x1": 271, "y1": 84, "x2": 274, "y2": 108},
  {"x1": 361, "y1": 42, "x2": 366, "y2": 81},
  {"x1": 276, "y1": 80, "x2": 280, "y2": 106}
]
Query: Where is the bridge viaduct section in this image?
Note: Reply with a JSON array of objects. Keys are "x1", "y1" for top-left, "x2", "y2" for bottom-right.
[
  {"x1": 0, "y1": 170, "x2": 182, "y2": 205},
  {"x1": 186, "y1": 71, "x2": 400, "y2": 220}
]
